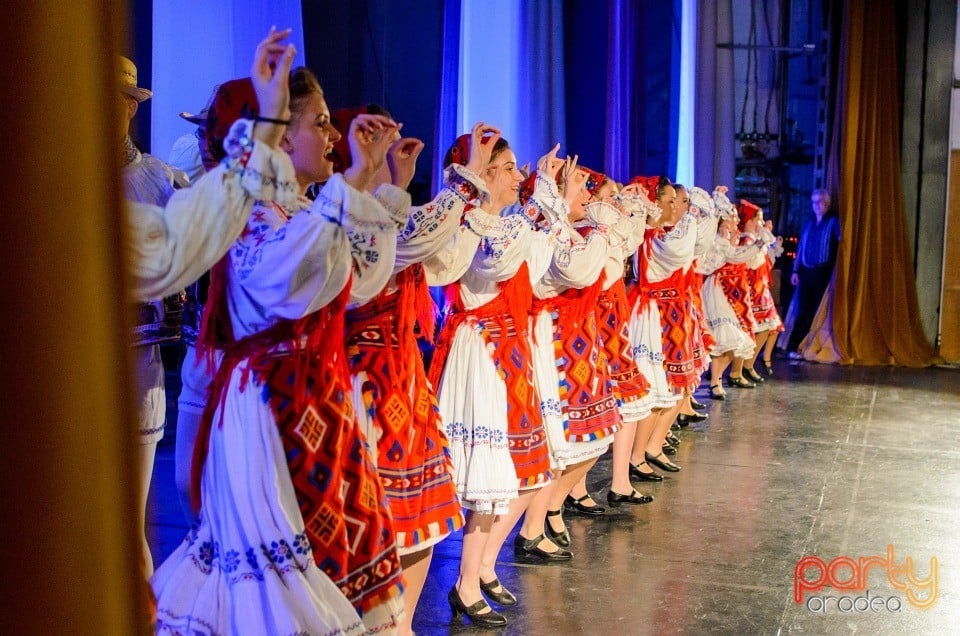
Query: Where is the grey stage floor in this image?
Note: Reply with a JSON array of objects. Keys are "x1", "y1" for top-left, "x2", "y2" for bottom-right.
[{"x1": 147, "y1": 359, "x2": 960, "y2": 635}]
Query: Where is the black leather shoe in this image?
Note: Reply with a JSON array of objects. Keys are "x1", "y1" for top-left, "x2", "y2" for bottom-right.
[
  {"x1": 677, "y1": 412, "x2": 708, "y2": 427},
  {"x1": 564, "y1": 493, "x2": 605, "y2": 516},
  {"x1": 448, "y1": 586, "x2": 507, "y2": 627},
  {"x1": 545, "y1": 509, "x2": 571, "y2": 547},
  {"x1": 671, "y1": 421, "x2": 681, "y2": 431},
  {"x1": 629, "y1": 461, "x2": 664, "y2": 482},
  {"x1": 645, "y1": 451, "x2": 681, "y2": 472},
  {"x1": 690, "y1": 397, "x2": 708, "y2": 410},
  {"x1": 513, "y1": 533, "x2": 573, "y2": 562},
  {"x1": 727, "y1": 375, "x2": 756, "y2": 389},
  {"x1": 479, "y1": 577, "x2": 517, "y2": 606},
  {"x1": 743, "y1": 367, "x2": 765, "y2": 384},
  {"x1": 661, "y1": 443, "x2": 677, "y2": 455},
  {"x1": 763, "y1": 360, "x2": 774, "y2": 376},
  {"x1": 665, "y1": 433, "x2": 681, "y2": 447},
  {"x1": 710, "y1": 384, "x2": 726, "y2": 400},
  {"x1": 606, "y1": 489, "x2": 654, "y2": 507}
]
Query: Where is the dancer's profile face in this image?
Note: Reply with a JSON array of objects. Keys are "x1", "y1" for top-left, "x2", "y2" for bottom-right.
[
  {"x1": 594, "y1": 180, "x2": 617, "y2": 203},
  {"x1": 657, "y1": 185, "x2": 678, "y2": 223},
  {"x1": 569, "y1": 174, "x2": 592, "y2": 221},
  {"x1": 286, "y1": 91, "x2": 342, "y2": 184},
  {"x1": 485, "y1": 149, "x2": 524, "y2": 209},
  {"x1": 674, "y1": 187, "x2": 690, "y2": 215}
]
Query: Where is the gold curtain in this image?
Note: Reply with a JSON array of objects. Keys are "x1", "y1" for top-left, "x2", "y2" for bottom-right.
[
  {"x1": 803, "y1": 0, "x2": 939, "y2": 367},
  {"x1": 0, "y1": 1, "x2": 146, "y2": 632}
]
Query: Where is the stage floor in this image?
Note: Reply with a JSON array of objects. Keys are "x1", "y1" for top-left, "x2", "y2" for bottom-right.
[{"x1": 147, "y1": 358, "x2": 960, "y2": 635}]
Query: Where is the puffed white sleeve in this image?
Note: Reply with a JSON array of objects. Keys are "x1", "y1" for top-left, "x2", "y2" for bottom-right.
[
  {"x1": 380, "y1": 164, "x2": 489, "y2": 271},
  {"x1": 725, "y1": 238, "x2": 764, "y2": 265},
  {"x1": 422, "y1": 218, "x2": 483, "y2": 287},
  {"x1": 650, "y1": 213, "x2": 696, "y2": 271},
  {"x1": 126, "y1": 120, "x2": 298, "y2": 301},
  {"x1": 696, "y1": 236, "x2": 733, "y2": 275},
  {"x1": 520, "y1": 171, "x2": 569, "y2": 227},
  {"x1": 229, "y1": 174, "x2": 396, "y2": 319},
  {"x1": 319, "y1": 175, "x2": 399, "y2": 304},
  {"x1": 537, "y1": 224, "x2": 609, "y2": 294}
]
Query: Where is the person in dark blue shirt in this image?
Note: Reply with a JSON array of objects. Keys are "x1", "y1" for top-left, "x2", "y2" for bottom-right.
[{"x1": 787, "y1": 189, "x2": 841, "y2": 356}]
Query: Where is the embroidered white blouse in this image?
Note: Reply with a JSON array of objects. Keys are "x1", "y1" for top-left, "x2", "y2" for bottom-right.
[
  {"x1": 126, "y1": 120, "x2": 297, "y2": 302},
  {"x1": 226, "y1": 174, "x2": 401, "y2": 339}
]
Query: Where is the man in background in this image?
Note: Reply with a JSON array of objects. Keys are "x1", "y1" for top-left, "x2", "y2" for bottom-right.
[{"x1": 787, "y1": 188, "x2": 841, "y2": 358}]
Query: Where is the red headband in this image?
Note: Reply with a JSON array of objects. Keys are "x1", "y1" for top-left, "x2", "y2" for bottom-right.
[
  {"x1": 581, "y1": 167, "x2": 607, "y2": 196},
  {"x1": 738, "y1": 199, "x2": 761, "y2": 230},
  {"x1": 446, "y1": 133, "x2": 471, "y2": 168},
  {"x1": 328, "y1": 106, "x2": 370, "y2": 173},
  {"x1": 628, "y1": 176, "x2": 660, "y2": 202},
  {"x1": 203, "y1": 78, "x2": 259, "y2": 171}
]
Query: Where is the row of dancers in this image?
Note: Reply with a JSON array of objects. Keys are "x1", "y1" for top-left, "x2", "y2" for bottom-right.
[{"x1": 122, "y1": 29, "x2": 783, "y2": 635}]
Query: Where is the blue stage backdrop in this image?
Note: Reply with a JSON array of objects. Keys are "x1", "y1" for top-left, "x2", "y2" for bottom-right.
[{"x1": 146, "y1": 0, "x2": 702, "y2": 195}]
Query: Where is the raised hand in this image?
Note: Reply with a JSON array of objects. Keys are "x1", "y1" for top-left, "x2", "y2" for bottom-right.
[
  {"x1": 537, "y1": 143, "x2": 564, "y2": 177},
  {"x1": 387, "y1": 137, "x2": 425, "y2": 190},
  {"x1": 250, "y1": 27, "x2": 295, "y2": 119},
  {"x1": 765, "y1": 220, "x2": 774, "y2": 232},
  {"x1": 464, "y1": 122, "x2": 502, "y2": 176},
  {"x1": 250, "y1": 27, "x2": 297, "y2": 148},
  {"x1": 343, "y1": 113, "x2": 400, "y2": 191},
  {"x1": 564, "y1": 164, "x2": 588, "y2": 205}
]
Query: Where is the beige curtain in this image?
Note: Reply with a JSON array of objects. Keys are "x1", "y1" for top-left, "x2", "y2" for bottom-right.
[{"x1": 802, "y1": 0, "x2": 939, "y2": 366}]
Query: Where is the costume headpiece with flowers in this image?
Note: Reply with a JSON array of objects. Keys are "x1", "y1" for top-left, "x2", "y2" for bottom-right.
[
  {"x1": 628, "y1": 175, "x2": 663, "y2": 203},
  {"x1": 581, "y1": 167, "x2": 607, "y2": 197},
  {"x1": 687, "y1": 186, "x2": 715, "y2": 218},
  {"x1": 712, "y1": 186, "x2": 738, "y2": 222},
  {"x1": 202, "y1": 78, "x2": 259, "y2": 171}
]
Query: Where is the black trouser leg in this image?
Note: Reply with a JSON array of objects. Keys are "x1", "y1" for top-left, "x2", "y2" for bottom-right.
[{"x1": 787, "y1": 265, "x2": 832, "y2": 351}]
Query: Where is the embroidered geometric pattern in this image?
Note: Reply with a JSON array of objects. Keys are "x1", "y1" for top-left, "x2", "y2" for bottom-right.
[
  {"x1": 250, "y1": 350, "x2": 403, "y2": 617},
  {"x1": 745, "y1": 261, "x2": 783, "y2": 333},
  {"x1": 346, "y1": 288, "x2": 463, "y2": 550},
  {"x1": 597, "y1": 280, "x2": 650, "y2": 406},
  {"x1": 553, "y1": 308, "x2": 622, "y2": 442},
  {"x1": 644, "y1": 270, "x2": 701, "y2": 392},
  {"x1": 717, "y1": 263, "x2": 757, "y2": 337}
]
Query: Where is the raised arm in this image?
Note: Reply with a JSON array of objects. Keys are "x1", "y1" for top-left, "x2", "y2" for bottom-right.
[{"x1": 125, "y1": 26, "x2": 297, "y2": 301}]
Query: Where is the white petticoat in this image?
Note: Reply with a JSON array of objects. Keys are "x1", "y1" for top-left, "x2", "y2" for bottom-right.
[
  {"x1": 151, "y1": 362, "x2": 399, "y2": 636},
  {"x1": 435, "y1": 322, "x2": 520, "y2": 515},
  {"x1": 702, "y1": 277, "x2": 755, "y2": 359},
  {"x1": 530, "y1": 311, "x2": 614, "y2": 469},
  {"x1": 627, "y1": 301, "x2": 680, "y2": 410}
]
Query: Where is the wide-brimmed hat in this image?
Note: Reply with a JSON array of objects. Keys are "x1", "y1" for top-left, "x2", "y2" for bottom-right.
[
  {"x1": 119, "y1": 55, "x2": 152, "y2": 102},
  {"x1": 179, "y1": 111, "x2": 207, "y2": 126}
]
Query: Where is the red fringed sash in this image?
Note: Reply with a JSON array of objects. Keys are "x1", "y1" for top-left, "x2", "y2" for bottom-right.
[{"x1": 345, "y1": 267, "x2": 463, "y2": 549}]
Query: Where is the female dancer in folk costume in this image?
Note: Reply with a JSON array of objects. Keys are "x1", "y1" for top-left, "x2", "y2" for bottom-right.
[
  {"x1": 671, "y1": 184, "x2": 715, "y2": 430},
  {"x1": 428, "y1": 141, "x2": 572, "y2": 627},
  {"x1": 152, "y1": 69, "x2": 407, "y2": 634},
  {"x1": 517, "y1": 159, "x2": 626, "y2": 557},
  {"x1": 625, "y1": 179, "x2": 721, "y2": 477},
  {"x1": 698, "y1": 200, "x2": 769, "y2": 399},
  {"x1": 698, "y1": 212, "x2": 757, "y2": 399},
  {"x1": 737, "y1": 200, "x2": 784, "y2": 380},
  {"x1": 337, "y1": 116, "x2": 494, "y2": 636},
  {"x1": 559, "y1": 174, "x2": 663, "y2": 510}
]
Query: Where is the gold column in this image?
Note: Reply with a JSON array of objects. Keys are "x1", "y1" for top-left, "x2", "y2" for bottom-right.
[{"x1": 0, "y1": 1, "x2": 144, "y2": 633}]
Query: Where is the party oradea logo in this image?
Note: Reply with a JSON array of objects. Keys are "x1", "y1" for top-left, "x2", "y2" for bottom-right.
[{"x1": 794, "y1": 545, "x2": 938, "y2": 613}]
